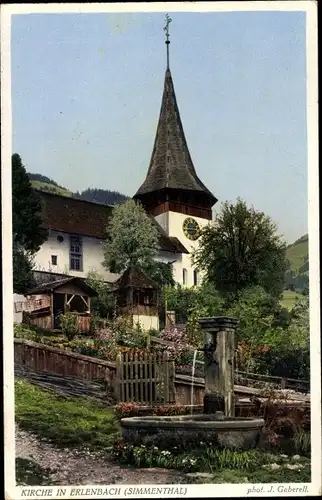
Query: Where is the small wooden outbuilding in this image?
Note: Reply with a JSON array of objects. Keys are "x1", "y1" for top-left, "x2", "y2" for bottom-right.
[
  {"x1": 109, "y1": 266, "x2": 160, "y2": 331},
  {"x1": 24, "y1": 277, "x2": 98, "y2": 333}
]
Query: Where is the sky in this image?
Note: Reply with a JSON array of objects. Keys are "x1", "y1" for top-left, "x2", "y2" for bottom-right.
[{"x1": 11, "y1": 10, "x2": 307, "y2": 243}]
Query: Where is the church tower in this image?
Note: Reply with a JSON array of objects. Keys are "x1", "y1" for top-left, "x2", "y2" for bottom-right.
[{"x1": 134, "y1": 15, "x2": 218, "y2": 286}]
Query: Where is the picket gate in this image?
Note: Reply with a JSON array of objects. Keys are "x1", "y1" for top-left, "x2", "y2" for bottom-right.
[{"x1": 115, "y1": 351, "x2": 175, "y2": 405}]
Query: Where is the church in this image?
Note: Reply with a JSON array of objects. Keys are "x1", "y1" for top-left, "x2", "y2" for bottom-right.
[{"x1": 32, "y1": 18, "x2": 217, "y2": 289}]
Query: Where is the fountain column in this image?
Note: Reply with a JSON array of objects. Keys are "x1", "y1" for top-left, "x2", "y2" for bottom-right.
[{"x1": 199, "y1": 316, "x2": 238, "y2": 417}]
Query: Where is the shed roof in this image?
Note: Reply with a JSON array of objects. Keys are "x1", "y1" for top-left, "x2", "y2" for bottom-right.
[
  {"x1": 110, "y1": 266, "x2": 158, "y2": 291},
  {"x1": 27, "y1": 277, "x2": 98, "y2": 297}
]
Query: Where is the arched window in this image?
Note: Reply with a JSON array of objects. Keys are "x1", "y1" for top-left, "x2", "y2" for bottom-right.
[
  {"x1": 182, "y1": 268, "x2": 187, "y2": 285},
  {"x1": 193, "y1": 269, "x2": 198, "y2": 286}
]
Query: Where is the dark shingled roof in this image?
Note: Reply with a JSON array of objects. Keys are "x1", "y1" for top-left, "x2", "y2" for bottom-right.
[
  {"x1": 134, "y1": 69, "x2": 217, "y2": 204},
  {"x1": 27, "y1": 277, "x2": 98, "y2": 297},
  {"x1": 38, "y1": 190, "x2": 113, "y2": 239},
  {"x1": 36, "y1": 190, "x2": 188, "y2": 254},
  {"x1": 111, "y1": 266, "x2": 158, "y2": 291}
]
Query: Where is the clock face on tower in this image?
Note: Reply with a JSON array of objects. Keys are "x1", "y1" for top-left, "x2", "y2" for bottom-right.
[{"x1": 183, "y1": 217, "x2": 200, "y2": 241}]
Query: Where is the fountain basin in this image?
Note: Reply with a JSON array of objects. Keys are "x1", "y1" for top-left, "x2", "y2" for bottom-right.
[{"x1": 121, "y1": 414, "x2": 265, "y2": 450}]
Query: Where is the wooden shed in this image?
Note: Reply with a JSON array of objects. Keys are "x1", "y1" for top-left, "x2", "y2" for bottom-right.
[
  {"x1": 25, "y1": 277, "x2": 98, "y2": 333},
  {"x1": 109, "y1": 266, "x2": 160, "y2": 331}
]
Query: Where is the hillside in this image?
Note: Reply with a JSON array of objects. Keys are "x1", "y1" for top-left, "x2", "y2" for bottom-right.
[
  {"x1": 286, "y1": 234, "x2": 308, "y2": 273},
  {"x1": 28, "y1": 173, "x2": 128, "y2": 206},
  {"x1": 73, "y1": 188, "x2": 129, "y2": 205},
  {"x1": 285, "y1": 234, "x2": 309, "y2": 294}
]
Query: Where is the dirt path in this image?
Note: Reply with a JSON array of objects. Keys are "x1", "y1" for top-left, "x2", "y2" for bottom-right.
[{"x1": 15, "y1": 426, "x2": 185, "y2": 486}]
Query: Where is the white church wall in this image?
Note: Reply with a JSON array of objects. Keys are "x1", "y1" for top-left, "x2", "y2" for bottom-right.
[
  {"x1": 154, "y1": 212, "x2": 169, "y2": 233},
  {"x1": 155, "y1": 249, "x2": 184, "y2": 284},
  {"x1": 34, "y1": 230, "x2": 117, "y2": 283},
  {"x1": 34, "y1": 231, "x2": 184, "y2": 285},
  {"x1": 162, "y1": 211, "x2": 211, "y2": 287}
]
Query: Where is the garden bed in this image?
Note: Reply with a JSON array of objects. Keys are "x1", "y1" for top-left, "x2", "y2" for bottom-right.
[{"x1": 113, "y1": 441, "x2": 310, "y2": 483}]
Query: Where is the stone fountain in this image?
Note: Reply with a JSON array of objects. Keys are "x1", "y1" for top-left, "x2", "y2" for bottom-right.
[{"x1": 120, "y1": 316, "x2": 265, "y2": 450}]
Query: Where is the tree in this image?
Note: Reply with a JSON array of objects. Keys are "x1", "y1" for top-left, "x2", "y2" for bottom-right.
[
  {"x1": 86, "y1": 271, "x2": 116, "y2": 319},
  {"x1": 12, "y1": 154, "x2": 48, "y2": 293},
  {"x1": 74, "y1": 188, "x2": 129, "y2": 206},
  {"x1": 103, "y1": 199, "x2": 159, "y2": 274},
  {"x1": 12, "y1": 245, "x2": 35, "y2": 295},
  {"x1": 226, "y1": 286, "x2": 286, "y2": 345},
  {"x1": 144, "y1": 261, "x2": 175, "y2": 288},
  {"x1": 164, "y1": 282, "x2": 225, "y2": 325},
  {"x1": 192, "y1": 198, "x2": 288, "y2": 299},
  {"x1": 288, "y1": 294, "x2": 310, "y2": 349}
]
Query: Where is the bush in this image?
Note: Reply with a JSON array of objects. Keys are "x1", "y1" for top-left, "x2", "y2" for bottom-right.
[
  {"x1": 255, "y1": 347, "x2": 310, "y2": 379},
  {"x1": 99, "y1": 316, "x2": 148, "y2": 350},
  {"x1": 176, "y1": 364, "x2": 204, "y2": 378},
  {"x1": 163, "y1": 282, "x2": 225, "y2": 339},
  {"x1": 176, "y1": 348, "x2": 203, "y2": 366},
  {"x1": 14, "y1": 324, "x2": 39, "y2": 341},
  {"x1": 235, "y1": 338, "x2": 310, "y2": 379},
  {"x1": 117, "y1": 329, "x2": 147, "y2": 349},
  {"x1": 159, "y1": 325, "x2": 193, "y2": 361},
  {"x1": 250, "y1": 396, "x2": 311, "y2": 455},
  {"x1": 89, "y1": 312, "x2": 101, "y2": 335},
  {"x1": 147, "y1": 328, "x2": 161, "y2": 338},
  {"x1": 59, "y1": 312, "x2": 78, "y2": 341},
  {"x1": 70, "y1": 340, "x2": 99, "y2": 358},
  {"x1": 92, "y1": 326, "x2": 118, "y2": 361},
  {"x1": 292, "y1": 430, "x2": 311, "y2": 456},
  {"x1": 86, "y1": 271, "x2": 116, "y2": 319}
]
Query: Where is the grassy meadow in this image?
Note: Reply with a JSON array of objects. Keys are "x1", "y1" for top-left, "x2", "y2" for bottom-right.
[{"x1": 31, "y1": 180, "x2": 72, "y2": 197}]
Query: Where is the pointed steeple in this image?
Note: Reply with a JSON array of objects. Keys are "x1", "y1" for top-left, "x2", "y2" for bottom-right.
[{"x1": 134, "y1": 17, "x2": 217, "y2": 219}]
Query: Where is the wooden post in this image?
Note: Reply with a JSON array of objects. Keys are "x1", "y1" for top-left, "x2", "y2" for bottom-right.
[
  {"x1": 149, "y1": 353, "x2": 154, "y2": 406},
  {"x1": 125, "y1": 352, "x2": 129, "y2": 402},
  {"x1": 169, "y1": 358, "x2": 175, "y2": 403},
  {"x1": 64, "y1": 293, "x2": 67, "y2": 314},
  {"x1": 134, "y1": 352, "x2": 139, "y2": 402},
  {"x1": 50, "y1": 292, "x2": 54, "y2": 330},
  {"x1": 164, "y1": 351, "x2": 169, "y2": 404},
  {"x1": 199, "y1": 317, "x2": 238, "y2": 417},
  {"x1": 165, "y1": 311, "x2": 176, "y2": 327},
  {"x1": 115, "y1": 352, "x2": 122, "y2": 402}
]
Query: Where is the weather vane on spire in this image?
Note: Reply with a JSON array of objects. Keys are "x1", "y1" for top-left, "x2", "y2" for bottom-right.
[{"x1": 163, "y1": 14, "x2": 172, "y2": 69}]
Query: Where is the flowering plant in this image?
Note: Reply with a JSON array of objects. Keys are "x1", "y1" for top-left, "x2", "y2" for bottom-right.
[
  {"x1": 158, "y1": 325, "x2": 196, "y2": 363},
  {"x1": 153, "y1": 404, "x2": 187, "y2": 416},
  {"x1": 92, "y1": 326, "x2": 118, "y2": 361},
  {"x1": 112, "y1": 440, "x2": 199, "y2": 471},
  {"x1": 161, "y1": 324, "x2": 189, "y2": 344},
  {"x1": 114, "y1": 403, "x2": 142, "y2": 420},
  {"x1": 176, "y1": 364, "x2": 204, "y2": 378}
]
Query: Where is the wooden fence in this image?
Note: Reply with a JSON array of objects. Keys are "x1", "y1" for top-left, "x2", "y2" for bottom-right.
[
  {"x1": 234, "y1": 370, "x2": 310, "y2": 393},
  {"x1": 14, "y1": 339, "x2": 116, "y2": 386},
  {"x1": 115, "y1": 351, "x2": 175, "y2": 405},
  {"x1": 14, "y1": 339, "x2": 310, "y2": 406}
]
